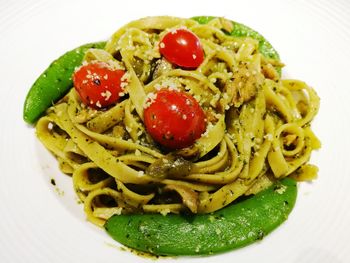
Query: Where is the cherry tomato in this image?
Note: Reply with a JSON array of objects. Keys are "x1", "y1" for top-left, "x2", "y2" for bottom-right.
[
  {"x1": 73, "y1": 62, "x2": 126, "y2": 109},
  {"x1": 144, "y1": 89, "x2": 206, "y2": 149},
  {"x1": 159, "y1": 29, "x2": 204, "y2": 68}
]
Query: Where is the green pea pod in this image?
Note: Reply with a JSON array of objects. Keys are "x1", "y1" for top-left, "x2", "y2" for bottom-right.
[
  {"x1": 23, "y1": 41, "x2": 106, "y2": 124},
  {"x1": 105, "y1": 178, "x2": 297, "y2": 256}
]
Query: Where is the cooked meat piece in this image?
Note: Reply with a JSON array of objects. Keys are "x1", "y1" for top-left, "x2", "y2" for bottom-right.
[
  {"x1": 261, "y1": 63, "x2": 279, "y2": 81},
  {"x1": 224, "y1": 62, "x2": 263, "y2": 107}
]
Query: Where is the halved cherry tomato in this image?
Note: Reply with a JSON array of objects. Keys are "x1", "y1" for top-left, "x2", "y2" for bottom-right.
[
  {"x1": 159, "y1": 29, "x2": 204, "y2": 68},
  {"x1": 144, "y1": 89, "x2": 206, "y2": 149},
  {"x1": 73, "y1": 62, "x2": 126, "y2": 109}
]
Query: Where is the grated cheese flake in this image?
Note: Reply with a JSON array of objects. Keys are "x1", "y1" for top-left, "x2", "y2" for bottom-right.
[
  {"x1": 101, "y1": 90, "x2": 112, "y2": 101},
  {"x1": 143, "y1": 92, "x2": 158, "y2": 109},
  {"x1": 95, "y1": 101, "x2": 102, "y2": 108},
  {"x1": 160, "y1": 208, "x2": 171, "y2": 216},
  {"x1": 275, "y1": 184, "x2": 287, "y2": 194},
  {"x1": 264, "y1": 133, "x2": 273, "y2": 141},
  {"x1": 121, "y1": 72, "x2": 130, "y2": 82}
]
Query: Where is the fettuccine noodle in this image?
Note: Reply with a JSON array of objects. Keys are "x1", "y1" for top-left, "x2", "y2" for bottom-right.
[{"x1": 36, "y1": 16, "x2": 320, "y2": 226}]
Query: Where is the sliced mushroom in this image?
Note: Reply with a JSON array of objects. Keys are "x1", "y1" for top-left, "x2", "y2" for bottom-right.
[
  {"x1": 131, "y1": 56, "x2": 152, "y2": 83},
  {"x1": 152, "y1": 58, "x2": 174, "y2": 80},
  {"x1": 146, "y1": 154, "x2": 194, "y2": 179},
  {"x1": 164, "y1": 184, "x2": 199, "y2": 213}
]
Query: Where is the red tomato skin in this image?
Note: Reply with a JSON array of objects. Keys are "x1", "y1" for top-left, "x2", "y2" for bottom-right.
[
  {"x1": 144, "y1": 89, "x2": 206, "y2": 149},
  {"x1": 73, "y1": 62, "x2": 126, "y2": 109},
  {"x1": 159, "y1": 29, "x2": 204, "y2": 68}
]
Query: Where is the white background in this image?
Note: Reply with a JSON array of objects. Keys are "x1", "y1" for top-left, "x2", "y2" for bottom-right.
[{"x1": 1, "y1": 0, "x2": 350, "y2": 262}]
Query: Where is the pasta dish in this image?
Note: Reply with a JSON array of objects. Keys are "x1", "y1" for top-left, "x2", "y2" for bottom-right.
[{"x1": 34, "y1": 16, "x2": 320, "y2": 228}]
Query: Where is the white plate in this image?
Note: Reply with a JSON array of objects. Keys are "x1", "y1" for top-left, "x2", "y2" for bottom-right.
[{"x1": 1, "y1": 0, "x2": 350, "y2": 262}]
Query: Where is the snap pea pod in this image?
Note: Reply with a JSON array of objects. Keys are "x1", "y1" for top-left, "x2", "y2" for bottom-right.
[
  {"x1": 105, "y1": 178, "x2": 297, "y2": 256},
  {"x1": 23, "y1": 41, "x2": 106, "y2": 124}
]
